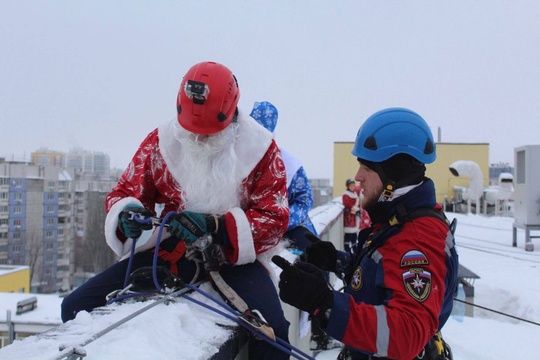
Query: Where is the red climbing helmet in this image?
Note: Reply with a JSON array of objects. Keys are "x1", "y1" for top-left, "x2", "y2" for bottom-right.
[{"x1": 177, "y1": 61, "x2": 240, "y2": 135}]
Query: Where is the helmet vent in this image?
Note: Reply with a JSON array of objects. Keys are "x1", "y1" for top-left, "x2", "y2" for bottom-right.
[
  {"x1": 424, "y1": 140, "x2": 434, "y2": 155},
  {"x1": 364, "y1": 136, "x2": 378, "y2": 150},
  {"x1": 177, "y1": 105, "x2": 182, "y2": 115},
  {"x1": 217, "y1": 112, "x2": 227, "y2": 122}
]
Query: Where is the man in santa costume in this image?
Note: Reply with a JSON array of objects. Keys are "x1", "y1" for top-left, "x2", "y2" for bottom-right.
[
  {"x1": 342, "y1": 178, "x2": 361, "y2": 252},
  {"x1": 61, "y1": 61, "x2": 291, "y2": 359}
]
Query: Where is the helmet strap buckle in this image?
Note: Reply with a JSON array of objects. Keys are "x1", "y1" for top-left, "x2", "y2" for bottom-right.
[{"x1": 382, "y1": 182, "x2": 395, "y2": 200}]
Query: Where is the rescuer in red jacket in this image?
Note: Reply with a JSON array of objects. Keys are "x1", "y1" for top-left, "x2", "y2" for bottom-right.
[{"x1": 274, "y1": 107, "x2": 459, "y2": 360}]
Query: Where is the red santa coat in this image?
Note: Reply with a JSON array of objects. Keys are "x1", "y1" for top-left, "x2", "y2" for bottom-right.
[
  {"x1": 342, "y1": 189, "x2": 360, "y2": 234},
  {"x1": 104, "y1": 114, "x2": 290, "y2": 267},
  {"x1": 359, "y1": 209, "x2": 371, "y2": 230}
]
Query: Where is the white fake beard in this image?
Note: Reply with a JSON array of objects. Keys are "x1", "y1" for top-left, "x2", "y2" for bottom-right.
[{"x1": 173, "y1": 122, "x2": 242, "y2": 214}]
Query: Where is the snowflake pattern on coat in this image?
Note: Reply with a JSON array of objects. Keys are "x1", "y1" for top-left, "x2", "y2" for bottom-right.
[
  {"x1": 287, "y1": 166, "x2": 317, "y2": 234},
  {"x1": 104, "y1": 115, "x2": 289, "y2": 266},
  {"x1": 250, "y1": 101, "x2": 278, "y2": 133}
]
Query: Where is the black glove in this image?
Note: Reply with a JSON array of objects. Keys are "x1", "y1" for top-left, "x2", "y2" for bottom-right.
[
  {"x1": 168, "y1": 211, "x2": 219, "y2": 245},
  {"x1": 272, "y1": 255, "x2": 333, "y2": 318},
  {"x1": 118, "y1": 205, "x2": 154, "y2": 239},
  {"x1": 303, "y1": 233, "x2": 337, "y2": 272}
]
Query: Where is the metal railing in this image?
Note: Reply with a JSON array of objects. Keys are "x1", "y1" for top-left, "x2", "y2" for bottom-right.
[{"x1": 281, "y1": 198, "x2": 345, "y2": 356}]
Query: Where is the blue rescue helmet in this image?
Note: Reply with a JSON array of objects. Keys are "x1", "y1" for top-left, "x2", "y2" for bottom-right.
[
  {"x1": 352, "y1": 107, "x2": 436, "y2": 164},
  {"x1": 250, "y1": 101, "x2": 278, "y2": 133}
]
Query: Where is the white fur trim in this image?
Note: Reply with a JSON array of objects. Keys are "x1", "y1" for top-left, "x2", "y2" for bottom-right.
[
  {"x1": 158, "y1": 113, "x2": 273, "y2": 183},
  {"x1": 343, "y1": 189, "x2": 359, "y2": 199},
  {"x1": 105, "y1": 197, "x2": 144, "y2": 257},
  {"x1": 157, "y1": 119, "x2": 181, "y2": 179},
  {"x1": 235, "y1": 114, "x2": 274, "y2": 179},
  {"x1": 255, "y1": 242, "x2": 287, "y2": 290},
  {"x1": 229, "y1": 207, "x2": 256, "y2": 265},
  {"x1": 279, "y1": 147, "x2": 302, "y2": 188}
]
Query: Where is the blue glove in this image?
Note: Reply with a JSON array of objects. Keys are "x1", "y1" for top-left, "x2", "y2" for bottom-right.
[
  {"x1": 118, "y1": 205, "x2": 153, "y2": 239},
  {"x1": 168, "y1": 211, "x2": 219, "y2": 245}
]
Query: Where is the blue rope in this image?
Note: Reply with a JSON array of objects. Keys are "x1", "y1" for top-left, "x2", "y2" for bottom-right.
[
  {"x1": 114, "y1": 213, "x2": 170, "y2": 304},
  {"x1": 151, "y1": 211, "x2": 178, "y2": 291},
  {"x1": 122, "y1": 210, "x2": 315, "y2": 360},
  {"x1": 119, "y1": 211, "x2": 177, "y2": 294},
  {"x1": 122, "y1": 234, "x2": 138, "y2": 289},
  {"x1": 121, "y1": 213, "x2": 156, "y2": 289},
  {"x1": 183, "y1": 283, "x2": 315, "y2": 360},
  {"x1": 181, "y1": 294, "x2": 314, "y2": 360}
]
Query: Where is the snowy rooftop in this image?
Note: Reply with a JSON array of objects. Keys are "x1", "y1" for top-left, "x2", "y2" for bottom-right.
[
  {"x1": 0, "y1": 265, "x2": 29, "y2": 277},
  {"x1": 0, "y1": 292, "x2": 62, "y2": 327},
  {"x1": 1, "y1": 212, "x2": 539, "y2": 359}
]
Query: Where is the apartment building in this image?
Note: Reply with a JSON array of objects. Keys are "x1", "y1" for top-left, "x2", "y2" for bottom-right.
[
  {"x1": 0, "y1": 151, "x2": 118, "y2": 293},
  {"x1": 0, "y1": 161, "x2": 74, "y2": 292}
]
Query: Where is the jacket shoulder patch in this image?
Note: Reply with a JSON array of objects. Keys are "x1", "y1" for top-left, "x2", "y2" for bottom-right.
[
  {"x1": 402, "y1": 268, "x2": 432, "y2": 302},
  {"x1": 350, "y1": 267, "x2": 363, "y2": 291},
  {"x1": 400, "y1": 250, "x2": 429, "y2": 267}
]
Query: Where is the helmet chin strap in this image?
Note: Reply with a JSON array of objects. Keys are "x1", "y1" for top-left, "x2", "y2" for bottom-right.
[
  {"x1": 374, "y1": 163, "x2": 424, "y2": 201},
  {"x1": 371, "y1": 163, "x2": 395, "y2": 200}
]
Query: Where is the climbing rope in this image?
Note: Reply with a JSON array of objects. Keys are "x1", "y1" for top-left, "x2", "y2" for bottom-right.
[
  {"x1": 453, "y1": 297, "x2": 540, "y2": 327},
  {"x1": 123, "y1": 210, "x2": 316, "y2": 360}
]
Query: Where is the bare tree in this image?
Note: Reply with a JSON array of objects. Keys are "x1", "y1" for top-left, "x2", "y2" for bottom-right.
[
  {"x1": 24, "y1": 228, "x2": 44, "y2": 290},
  {"x1": 75, "y1": 191, "x2": 117, "y2": 273}
]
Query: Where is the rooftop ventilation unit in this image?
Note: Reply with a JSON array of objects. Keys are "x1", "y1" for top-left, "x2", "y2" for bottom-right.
[
  {"x1": 512, "y1": 145, "x2": 540, "y2": 251},
  {"x1": 16, "y1": 296, "x2": 38, "y2": 315}
]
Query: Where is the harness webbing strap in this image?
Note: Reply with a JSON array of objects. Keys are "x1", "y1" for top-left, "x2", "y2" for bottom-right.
[{"x1": 209, "y1": 271, "x2": 249, "y2": 313}]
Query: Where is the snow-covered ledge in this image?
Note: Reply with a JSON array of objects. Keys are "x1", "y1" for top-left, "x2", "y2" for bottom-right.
[{"x1": 0, "y1": 201, "x2": 346, "y2": 360}]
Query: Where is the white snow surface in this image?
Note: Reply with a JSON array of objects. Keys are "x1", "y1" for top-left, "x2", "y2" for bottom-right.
[{"x1": 1, "y1": 212, "x2": 539, "y2": 359}]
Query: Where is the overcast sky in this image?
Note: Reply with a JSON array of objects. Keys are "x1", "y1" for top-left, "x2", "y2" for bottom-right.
[{"x1": 1, "y1": 1, "x2": 539, "y2": 180}]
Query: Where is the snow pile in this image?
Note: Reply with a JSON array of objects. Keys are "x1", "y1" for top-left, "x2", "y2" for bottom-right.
[{"x1": 0, "y1": 283, "x2": 236, "y2": 360}]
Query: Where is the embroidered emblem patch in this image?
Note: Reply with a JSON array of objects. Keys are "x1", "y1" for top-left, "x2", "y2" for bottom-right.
[
  {"x1": 400, "y1": 250, "x2": 429, "y2": 267},
  {"x1": 402, "y1": 268, "x2": 431, "y2": 302},
  {"x1": 351, "y1": 267, "x2": 363, "y2": 291}
]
